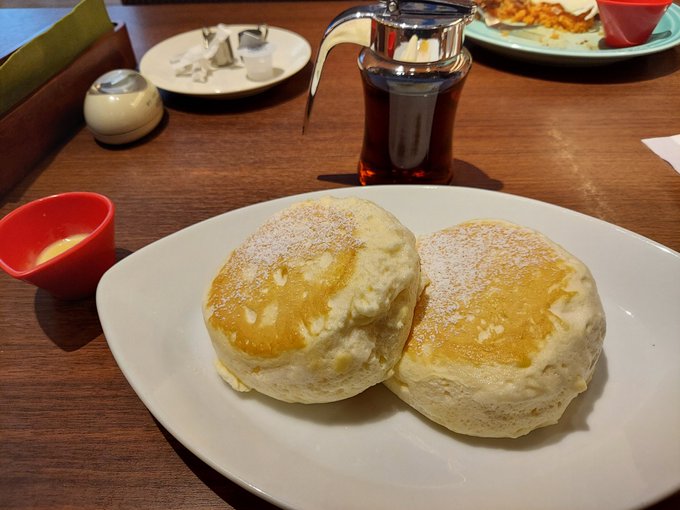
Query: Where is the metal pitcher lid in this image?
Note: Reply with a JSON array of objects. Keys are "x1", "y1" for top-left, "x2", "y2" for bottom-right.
[{"x1": 369, "y1": 0, "x2": 476, "y2": 62}]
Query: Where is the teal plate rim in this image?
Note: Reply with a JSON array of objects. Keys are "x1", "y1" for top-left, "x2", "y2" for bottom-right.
[{"x1": 464, "y1": 4, "x2": 680, "y2": 65}]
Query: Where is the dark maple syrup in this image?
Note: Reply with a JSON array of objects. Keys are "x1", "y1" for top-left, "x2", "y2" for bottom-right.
[{"x1": 357, "y1": 52, "x2": 470, "y2": 185}]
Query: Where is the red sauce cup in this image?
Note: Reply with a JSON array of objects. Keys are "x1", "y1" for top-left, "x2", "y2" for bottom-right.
[
  {"x1": 597, "y1": 0, "x2": 672, "y2": 48},
  {"x1": 0, "y1": 192, "x2": 115, "y2": 300}
]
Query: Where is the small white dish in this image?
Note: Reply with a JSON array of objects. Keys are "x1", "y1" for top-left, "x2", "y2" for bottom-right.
[
  {"x1": 97, "y1": 186, "x2": 680, "y2": 510},
  {"x1": 465, "y1": 5, "x2": 680, "y2": 65},
  {"x1": 139, "y1": 25, "x2": 311, "y2": 98}
]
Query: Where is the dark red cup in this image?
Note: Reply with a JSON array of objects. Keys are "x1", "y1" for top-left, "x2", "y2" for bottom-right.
[
  {"x1": 597, "y1": 0, "x2": 672, "y2": 48},
  {"x1": 0, "y1": 192, "x2": 115, "y2": 300}
]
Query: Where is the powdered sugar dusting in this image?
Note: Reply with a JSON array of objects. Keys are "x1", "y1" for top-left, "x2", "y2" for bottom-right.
[
  {"x1": 213, "y1": 200, "x2": 361, "y2": 308},
  {"x1": 416, "y1": 221, "x2": 562, "y2": 334}
]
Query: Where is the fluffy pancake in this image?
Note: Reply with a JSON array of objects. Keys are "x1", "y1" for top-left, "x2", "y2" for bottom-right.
[
  {"x1": 384, "y1": 219, "x2": 606, "y2": 438},
  {"x1": 203, "y1": 196, "x2": 422, "y2": 403}
]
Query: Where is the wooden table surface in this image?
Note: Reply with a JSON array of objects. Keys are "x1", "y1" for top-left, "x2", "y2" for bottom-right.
[{"x1": 1, "y1": 2, "x2": 679, "y2": 509}]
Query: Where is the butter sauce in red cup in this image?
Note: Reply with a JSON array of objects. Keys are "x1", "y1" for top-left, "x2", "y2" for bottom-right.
[
  {"x1": 597, "y1": 0, "x2": 672, "y2": 48},
  {"x1": 0, "y1": 192, "x2": 115, "y2": 300}
]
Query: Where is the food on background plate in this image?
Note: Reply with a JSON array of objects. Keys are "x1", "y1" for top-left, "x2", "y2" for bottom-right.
[
  {"x1": 203, "y1": 196, "x2": 422, "y2": 404},
  {"x1": 477, "y1": 0, "x2": 599, "y2": 33},
  {"x1": 384, "y1": 219, "x2": 606, "y2": 438}
]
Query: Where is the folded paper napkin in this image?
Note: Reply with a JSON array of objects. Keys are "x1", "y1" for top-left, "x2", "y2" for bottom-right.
[
  {"x1": 642, "y1": 135, "x2": 680, "y2": 175},
  {"x1": 0, "y1": 0, "x2": 113, "y2": 117},
  {"x1": 170, "y1": 24, "x2": 233, "y2": 83}
]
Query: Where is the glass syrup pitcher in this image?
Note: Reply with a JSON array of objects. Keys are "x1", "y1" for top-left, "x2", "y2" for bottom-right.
[{"x1": 304, "y1": 0, "x2": 476, "y2": 185}]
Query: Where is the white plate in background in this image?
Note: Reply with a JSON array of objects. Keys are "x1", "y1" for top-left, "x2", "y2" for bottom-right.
[{"x1": 140, "y1": 25, "x2": 311, "y2": 98}]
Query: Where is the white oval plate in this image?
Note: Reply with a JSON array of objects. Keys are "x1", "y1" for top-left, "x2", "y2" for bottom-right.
[
  {"x1": 97, "y1": 186, "x2": 680, "y2": 510},
  {"x1": 139, "y1": 25, "x2": 311, "y2": 98},
  {"x1": 465, "y1": 5, "x2": 680, "y2": 65}
]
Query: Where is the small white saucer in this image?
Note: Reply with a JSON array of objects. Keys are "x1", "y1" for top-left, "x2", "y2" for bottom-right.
[{"x1": 139, "y1": 25, "x2": 311, "y2": 98}]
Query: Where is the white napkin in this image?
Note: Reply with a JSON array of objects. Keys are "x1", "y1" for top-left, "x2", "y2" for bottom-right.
[
  {"x1": 170, "y1": 24, "x2": 232, "y2": 83},
  {"x1": 642, "y1": 135, "x2": 680, "y2": 175}
]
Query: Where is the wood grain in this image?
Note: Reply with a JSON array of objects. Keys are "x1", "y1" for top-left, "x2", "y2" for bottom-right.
[{"x1": 1, "y1": 3, "x2": 679, "y2": 509}]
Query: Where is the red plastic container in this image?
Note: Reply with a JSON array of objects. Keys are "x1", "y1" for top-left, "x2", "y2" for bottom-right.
[
  {"x1": 0, "y1": 192, "x2": 115, "y2": 300},
  {"x1": 597, "y1": 0, "x2": 672, "y2": 48}
]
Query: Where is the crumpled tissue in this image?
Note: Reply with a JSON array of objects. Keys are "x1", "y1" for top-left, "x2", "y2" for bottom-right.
[
  {"x1": 170, "y1": 24, "x2": 232, "y2": 83},
  {"x1": 642, "y1": 135, "x2": 680, "y2": 175}
]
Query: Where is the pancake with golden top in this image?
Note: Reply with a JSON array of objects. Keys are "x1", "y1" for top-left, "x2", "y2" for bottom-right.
[
  {"x1": 203, "y1": 196, "x2": 422, "y2": 403},
  {"x1": 384, "y1": 219, "x2": 606, "y2": 438}
]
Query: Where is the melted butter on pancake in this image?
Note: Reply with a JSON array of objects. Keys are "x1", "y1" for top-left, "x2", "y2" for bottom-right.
[
  {"x1": 409, "y1": 221, "x2": 575, "y2": 367},
  {"x1": 207, "y1": 203, "x2": 361, "y2": 358}
]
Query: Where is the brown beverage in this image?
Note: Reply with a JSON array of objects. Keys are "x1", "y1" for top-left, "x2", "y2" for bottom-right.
[{"x1": 358, "y1": 57, "x2": 469, "y2": 185}]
